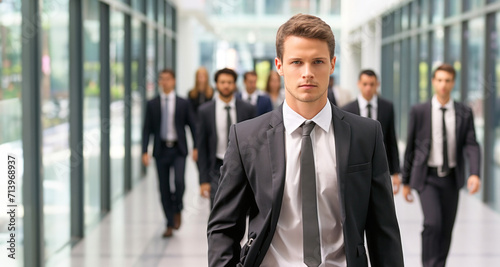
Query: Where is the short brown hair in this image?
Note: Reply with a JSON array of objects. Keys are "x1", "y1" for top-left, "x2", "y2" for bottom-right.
[
  {"x1": 159, "y1": 68, "x2": 175, "y2": 79},
  {"x1": 433, "y1": 64, "x2": 456, "y2": 80},
  {"x1": 214, "y1": 68, "x2": 238, "y2": 83},
  {"x1": 275, "y1": 14, "x2": 335, "y2": 61},
  {"x1": 244, "y1": 71, "x2": 257, "y2": 81}
]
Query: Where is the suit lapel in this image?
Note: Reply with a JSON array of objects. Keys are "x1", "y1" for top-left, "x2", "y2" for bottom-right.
[
  {"x1": 267, "y1": 106, "x2": 287, "y2": 232},
  {"x1": 332, "y1": 103, "x2": 349, "y2": 223},
  {"x1": 235, "y1": 98, "x2": 244, "y2": 122},
  {"x1": 208, "y1": 101, "x2": 217, "y2": 143},
  {"x1": 353, "y1": 99, "x2": 361, "y2": 115},
  {"x1": 424, "y1": 101, "x2": 432, "y2": 141},
  {"x1": 454, "y1": 102, "x2": 463, "y2": 144}
]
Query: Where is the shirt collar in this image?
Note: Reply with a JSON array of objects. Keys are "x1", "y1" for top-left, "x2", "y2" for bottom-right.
[
  {"x1": 242, "y1": 89, "x2": 260, "y2": 99},
  {"x1": 358, "y1": 94, "x2": 378, "y2": 108},
  {"x1": 283, "y1": 100, "x2": 332, "y2": 135},
  {"x1": 216, "y1": 95, "x2": 236, "y2": 109},
  {"x1": 160, "y1": 90, "x2": 175, "y2": 100},
  {"x1": 431, "y1": 95, "x2": 454, "y2": 110}
]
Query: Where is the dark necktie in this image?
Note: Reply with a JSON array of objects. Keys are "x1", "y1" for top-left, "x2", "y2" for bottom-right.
[
  {"x1": 300, "y1": 122, "x2": 321, "y2": 267},
  {"x1": 440, "y1": 107, "x2": 449, "y2": 174},
  {"x1": 247, "y1": 96, "x2": 252, "y2": 103},
  {"x1": 225, "y1": 105, "x2": 232, "y2": 144},
  {"x1": 367, "y1": 103, "x2": 372, "y2": 119},
  {"x1": 160, "y1": 97, "x2": 169, "y2": 140}
]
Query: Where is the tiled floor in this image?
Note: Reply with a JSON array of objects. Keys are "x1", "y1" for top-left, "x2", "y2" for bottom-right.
[{"x1": 49, "y1": 159, "x2": 500, "y2": 267}]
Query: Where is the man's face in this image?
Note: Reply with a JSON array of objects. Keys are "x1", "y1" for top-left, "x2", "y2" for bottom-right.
[
  {"x1": 244, "y1": 74, "x2": 258, "y2": 94},
  {"x1": 216, "y1": 73, "x2": 237, "y2": 98},
  {"x1": 275, "y1": 36, "x2": 335, "y2": 105},
  {"x1": 159, "y1": 72, "x2": 175, "y2": 94},
  {"x1": 358, "y1": 74, "x2": 379, "y2": 101},
  {"x1": 432, "y1": 70, "x2": 455, "y2": 99}
]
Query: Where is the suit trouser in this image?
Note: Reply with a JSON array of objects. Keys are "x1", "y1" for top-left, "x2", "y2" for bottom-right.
[
  {"x1": 209, "y1": 158, "x2": 224, "y2": 209},
  {"x1": 155, "y1": 146, "x2": 186, "y2": 227},
  {"x1": 418, "y1": 168, "x2": 459, "y2": 267}
]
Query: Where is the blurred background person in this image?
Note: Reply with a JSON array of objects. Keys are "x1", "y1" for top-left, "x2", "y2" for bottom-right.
[
  {"x1": 188, "y1": 66, "x2": 214, "y2": 119},
  {"x1": 327, "y1": 75, "x2": 353, "y2": 107},
  {"x1": 237, "y1": 71, "x2": 273, "y2": 116},
  {"x1": 265, "y1": 70, "x2": 285, "y2": 109}
]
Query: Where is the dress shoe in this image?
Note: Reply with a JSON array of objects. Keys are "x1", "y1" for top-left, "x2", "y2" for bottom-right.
[
  {"x1": 174, "y1": 213, "x2": 182, "y2": 230},
  {"x1": 162, "y1": 227, "x2": 173, "y2": 238}
]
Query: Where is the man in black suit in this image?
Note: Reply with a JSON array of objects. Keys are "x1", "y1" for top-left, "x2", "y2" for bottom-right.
[
  {"x1": 403, "y1": 64, "x2": 481, "y2": 267},
  {"x1": 197, "y1": 68, "x2": 255, "y2": 207},
  {"x1": 207, "y1": 14, "x2": 403, "y2": 267},
  {"x1": 343, "y1": 69, "x2": 401, "y2": 194},
  {"x1": 237, "y1": 71, "x2": 273, "y2": 116},
  {"x1": 141, "y1": 69, "x2": 196, "y2": 238}
]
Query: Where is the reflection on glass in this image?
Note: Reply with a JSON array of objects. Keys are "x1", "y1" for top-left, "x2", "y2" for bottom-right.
[
  {"x1": 410, "y1": 1, "x2": 419, "y2": 28},
  {"x1": 393, "y1": 42, "x2": 401, "y2": 136},
  {"x1": 132, "y1": 18, "x2": 143, "y2": 185},
  {"x1": 446, "y1": 0, "x2": 461, "y2": 17},
  {"x1": 419, "y1": 34, "x2": 429, "y2": 102},
  {"x1": 447, "y1": 24, "x2": 462, "y2": 100},
  {"x1": 83, "y1": 0, "x2": 101, "y2": 228},
  {"x1": 467, "y1": 18, "x2": 485, "y2": 149},
  {"x1": 41, "y1": 0, "x2": 71, "y2": 260},
  {"x1": 0, "y1": 1, "x2": 24, "y2": 266},
  {"x1": 410, "y1": 36, "x2": 419, "y2": 106},
  {"x1": 402, "y1": 5, "x2": 409, "y2": 31},
  {"x1": 432, "y1": 0, "x2": 444, "y2": 24},
  {"x1": 110, "y1": 10, "x2": 125, "y2": 203},
  {"x1": 432, "y1": 27, "x2": 444, "y2": 69},
  {"x1": 467, "y1": 0, "x2": 484, "y2": 11},
  {"x1": 147, "y1": 0, "x2": 155, "y2": 21},
  {"x1": 420, "y1": 0, "x2": 428, "y2": 26},
  {"x1": 394, "y1": 9, "x2": 401, "y2": 34},
  {"x1": 265, "y1": 0, "x2": 284, "y2": 14},
  {"x1": 147, "y1": 28, "x2": 156, "y2": 99},
  {"x1": 158, "y1": 33, "x2": 165, "y2": 70}
]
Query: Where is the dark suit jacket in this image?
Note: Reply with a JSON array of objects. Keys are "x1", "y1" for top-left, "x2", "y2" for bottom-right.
[
  {"x1": 236, "y1": 92, "x2": 273, "y2": 116},
  {"x1": 196, "y1": 98, "x2": 256, "y2": 185},
  {"x1": 402, "y1": 101, "x2": 480, "y2": 191},
  {"x1": 141, "y1": 95, "x2": 196, "y2": 158},
  {"x1": 343, "y1": 97, "x2": 401, "y2": 175},
  {"x1": 207, "y1": 103, "x2": 404, "y2": 267}
]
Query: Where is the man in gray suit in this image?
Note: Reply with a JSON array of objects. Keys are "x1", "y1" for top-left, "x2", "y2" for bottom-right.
[
  {"x1": 207, "y1": 14, "x2": 403, "y2": 267},
  {"x1": 197, "y1": 68, "x2": 255, "y2": 207},
  {"x1": 403, "y1": 64, "x2": 481, "y2": 267}
]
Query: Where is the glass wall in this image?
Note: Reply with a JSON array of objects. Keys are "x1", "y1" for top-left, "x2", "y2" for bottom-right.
[
  {"x1": 494, "y1": 11, "x2": 500, "y2": 211},
  {"x1": 419, "y1": 33, "x2": 429, "y2": 102},
  {"x1": 131, "y1": 18, "x2": 142, "y2": 185},
  {"x1": 0, "y1": 1, "x2": 23, "y2": 266},
  {"x1": 446, "y1": 24, "x2": 462, "y2": 100},
  {"x1": 146, "y1": 28, "x2": 156, "y2": 99},
  {"x1": 83, "y1": 0, "x2": 101, "y2": 228},
  {"x1": 41, "y1": 0, "x2": 71, "y2": 259},
  {"x1": 110, "y1": 10, "x2": 125, "y2": 203}
]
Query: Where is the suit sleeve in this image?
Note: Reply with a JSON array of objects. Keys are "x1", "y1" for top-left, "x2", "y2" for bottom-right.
[
  {"x1": 365, "y1": 122, "x2": 404, "y2": 266},
  {"x1": 186, "y1": 101, "x2": 197, "y2": 149},
  {"x1": 386, "y1": 103, "x2": 401, "y2": 174},
  {"x1": 197, "y1": 108, "x2": 210, "y2": 184},
  {"x1": 402, "y1": 107, "x2": 417, "y2": 184},
  {"x1": 463, "y1": 107, "x2": 481, "y2": 177},
  {"x1": 142, "y1": 102, "x2": 152, "y2": 154},
  {"x1": 207, "y1": 125, "x2": 251, "y2": 267}
]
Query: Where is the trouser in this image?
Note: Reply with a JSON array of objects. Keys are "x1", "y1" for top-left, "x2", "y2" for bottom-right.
[
  {"x1": 418, "y1": 168, "x2": 459, "y2": 267},
  {"x1": 155, "y1": 146, "x2": 186, "y2": 227},
  {"x1": 209, "y1": 158, "x2": 224, "y2": 209}
]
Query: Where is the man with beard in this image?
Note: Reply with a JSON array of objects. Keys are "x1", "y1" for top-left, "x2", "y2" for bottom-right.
[{"x1": 197, "y1": 68, "x2": 256, "y2": 207}]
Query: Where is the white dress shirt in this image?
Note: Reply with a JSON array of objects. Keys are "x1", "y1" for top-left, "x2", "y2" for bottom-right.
[
  {"x1": 427, "y1": 96, "x2": 456, "y2": 177},
  {"x1": 261, "y1": 100, "x2": 346, "y2": 267},
  {"x1": 241, "y1": 90, "x2": 261, "y2": 106},
  {"x1": 357, "y1": 94, "x2": 378, "y2": 120},
  {"x1": 215, "y1": 96, "x2": 236, "y2": 160},
  {"x1": 160, "y1": 91, "x2": 177, "y2": 141}
]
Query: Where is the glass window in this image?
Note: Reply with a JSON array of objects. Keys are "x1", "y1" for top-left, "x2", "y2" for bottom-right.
[
  {"x1": 265, "y1": 0, "x2": 284, "y2": 14},
  {"x1": 466, "y1": 0, "x2": 484, "y2": 11},
  {"x1": 446, "y1": 0, "x2": 461, "y2": 17},
  {"x1": 410, "y1": 1, "x2": 419, "y2": 28},
  {"x1": 446, "y1": 24, "x2": 462, "y2": 100},
  {"x1": 419, "y1": 33, "x2": 430, "y2": 102},
  {"x1": 329, "y1": 0, "x2": 341, "y2": 15},
  {"x1": 0, "y1": 1, "x2": 24, "y2": 266},
  {"x1": 402, "y1": 5, "x2": 410, "y2": 31},
  {"x1": 432, "y1": 27, "x2": 444, "y2": 70},
  {"x1": 146, "y1": 28, "x2": 156, "y2": 99},
  {"x1": 83, "y1": 0, "x2": 101, "y2": 228},
  {"x1": 158, "y1": 33, "x2": 165, "y2": 71},
  {"x1": 132, "y1": 0, "x2": 143, "y2": 13},
  {"x1": 420, "y1": 0, "x2": 429, "y2": 26},
  {"x1": 494, "y1": 11, "x2": 500, "y2": 212},
  {"x1": 41, "y1": 0, "x2": 71, "y2": 259},
  {"x1": 410, "y1": 36, "x2": 419, "y2": 106},
  {"x1": 393, "y1": 42, "x2": 401, "y2": 137},
  {"x1": 467, "y1": 18, "x2": 485, "y2": 148},
  {"x1": 110, "y1": 10, "x2": 125, "y2": 203},
  {"x1": 432, "y1": 0, "x2": 444, "y2": 24},
  {"x1": 166, "y1": 2, "x2": 172, "y2": 30},
  {"x1": 400, "y1": 39, "x2": 411, "y2": 140},
  {"x1": 289, "y1": 0, "x2": 310, "y2": 14},
  {"x1": 394, "y1": 9, "x2": 402, "y2": 34},
  {"x1": 382, "y1": 14, "x2": 394, "y2": 38},
  {"x1": 147, "y1": 0, "x2": 155, "y2": 21},
  {"x1": 131, "y1": 18, "x2": 143, "y2": 185}
]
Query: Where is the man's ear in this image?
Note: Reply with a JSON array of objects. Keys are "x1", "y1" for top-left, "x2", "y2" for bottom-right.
[
  {"x1": 330, "y1": 56, "x2": 336, "y2": 75},
  {"x1": 275, "y1": 57, "x2": 284, "y2": 76}
]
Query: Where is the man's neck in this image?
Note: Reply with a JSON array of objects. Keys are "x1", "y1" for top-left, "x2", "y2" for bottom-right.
[
  {"x1": 219, "y1": 94, "x2": 233, "y2": 104},
  {"x1": 436, "y1": 95, "x2": 451, "y2": 106},
  {"x1": 246, "y1": 89, "x2": 257, "y2": 96},
  {"x1": 163, "y1": 88, "x2": 174, "y2": 95},
  {"x1": 287, "y1": 96, "x2": 328, "y2": 120},
  {"x1": 362, "y1": 95, "x2": 374, "y2": 102}
]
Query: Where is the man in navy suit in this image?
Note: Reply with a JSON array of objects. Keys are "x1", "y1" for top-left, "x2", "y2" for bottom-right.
[
  {"x1": 343, "y1": 69, "x2": 401, "y2": 194},
  {"x1": 403, "y1": 64, "x2": 481, "y2": 267},
  {"x1": 197, "y1": 68, "x2": 255, "y2": 207},
  {"x1": 142, "y1": 69, "x2": 197, "y2": 237},
  {"x1": 238, "y1": 71, "x2": 273, "y2": 116}
]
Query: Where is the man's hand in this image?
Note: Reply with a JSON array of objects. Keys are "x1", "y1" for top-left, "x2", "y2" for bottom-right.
[
  {"x1": 402, "y1": 185, "x2": 414, "y2": 203},
  {"x1": 200, "y1": 183, "x2": 210, "y2": 198},
  {"x1": 467, "y1": 175, "x2": 480, "y2": 194},
  {"x1": 192, "y1": 148, "x2": 198, "y2": 162},
  {"x1": 142, "y1": 153, "x2": 149, "y2": 166},
  {"x1": 392, "y1": 173, "x2": 401, "y2": 195}
]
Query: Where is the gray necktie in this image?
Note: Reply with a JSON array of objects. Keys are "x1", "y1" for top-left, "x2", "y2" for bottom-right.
[
  {"x1": 225, "y1": 105, "x2": 232, "y2": 143},
  {"x1": 440, "y1": 107, "x2": 449, "y2": 174},
  {"x1": 367, "y1": 103, "x2": 372, "y2": 119},
  {"x1": 160, "y1": 97, "x2": 168, "y2": 140},
  {"x1": 301, "y1": 121, "x2": 321, "y2": 267}
]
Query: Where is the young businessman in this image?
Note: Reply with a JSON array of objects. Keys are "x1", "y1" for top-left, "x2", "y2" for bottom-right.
[
  {"x1": 343, "y1": 69, "x2": 401, "y2": 194},
  {"x1": 403, "y1": 64, "x2": 481, "y2": 267},
  {"x1": 207, "y1": 14, "x2": 404, "y2": 267}
]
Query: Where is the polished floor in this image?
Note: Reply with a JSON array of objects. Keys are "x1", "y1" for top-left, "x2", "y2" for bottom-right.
[{"x1": 49, "y1": 158, "x2": 500, "y2": 267}]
